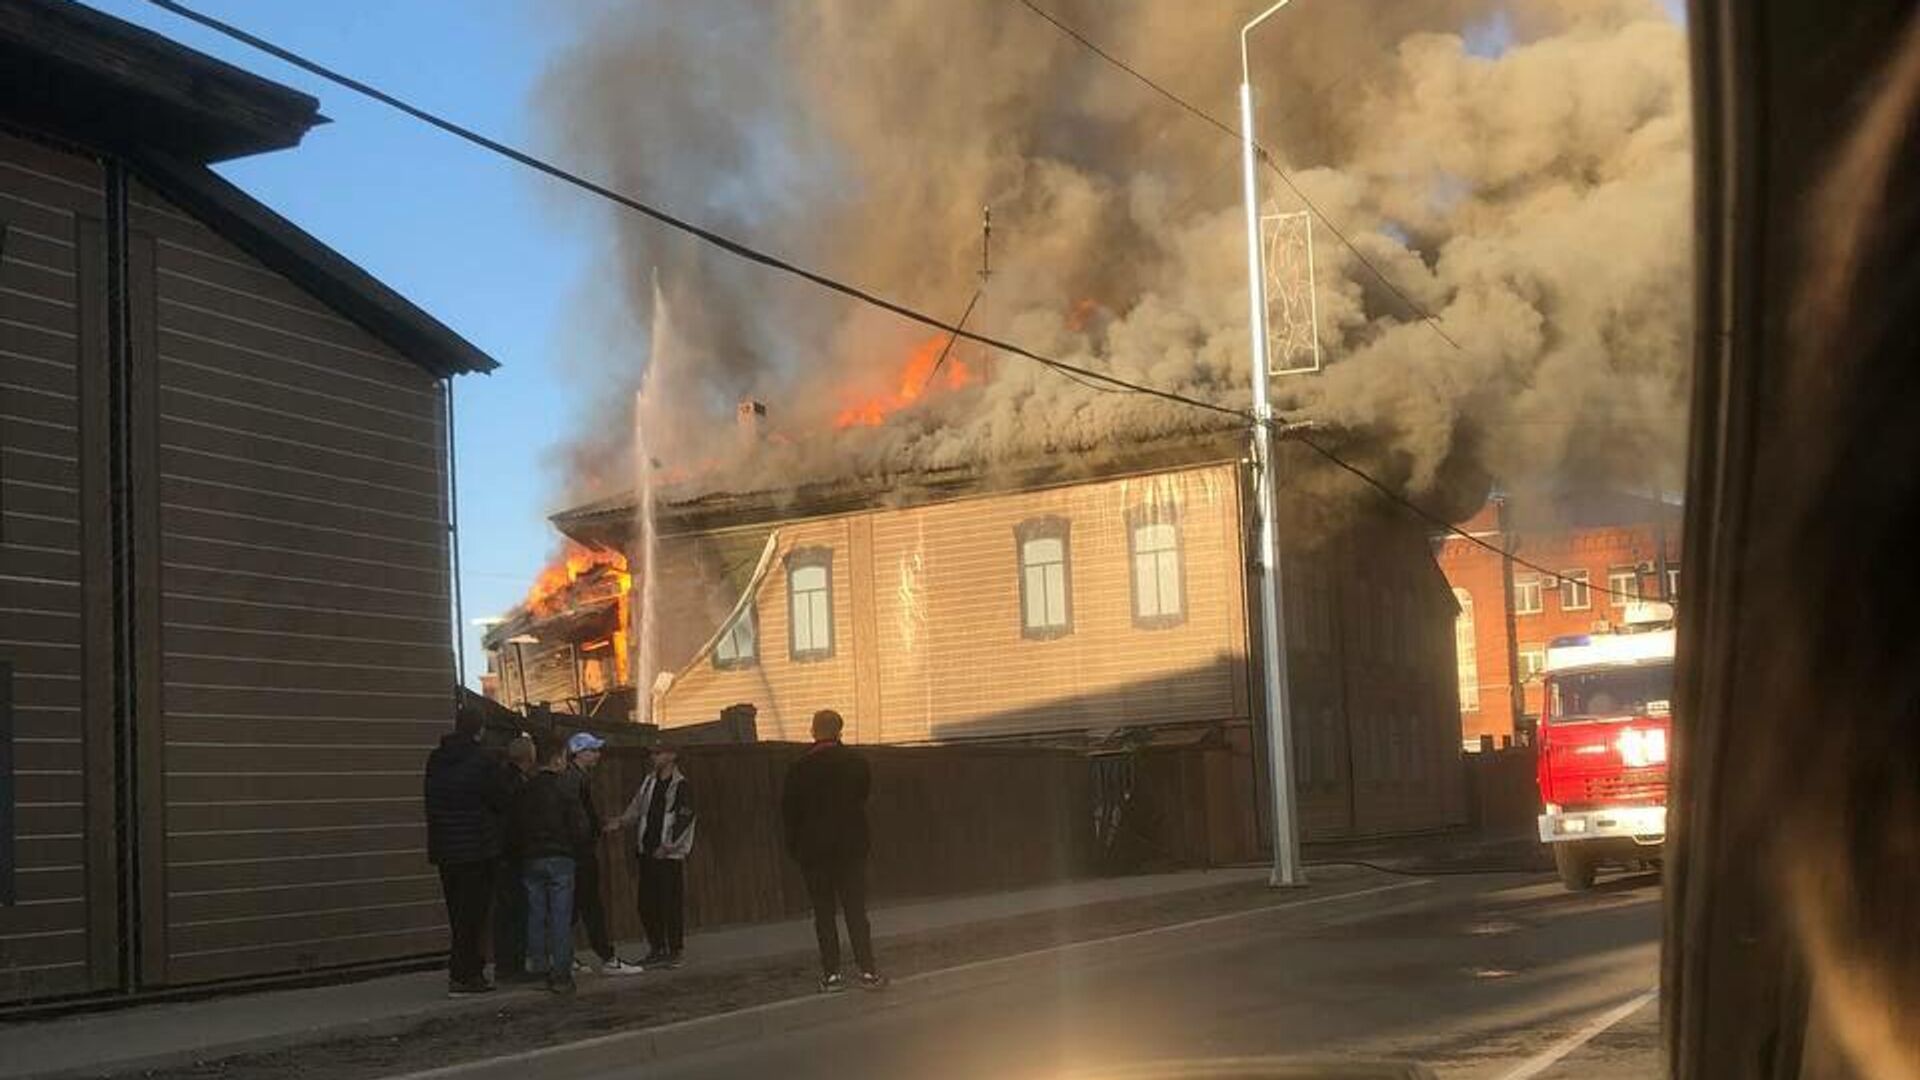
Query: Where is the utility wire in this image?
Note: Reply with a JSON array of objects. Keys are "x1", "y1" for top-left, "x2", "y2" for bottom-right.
[
  {"x1": 145, "y1": 0, "x2": 1244, "y2": 423},
  {"x1": 1015, "y1": 0, "x2": 1463, "y2": 351},
  {"x1": 919, "y1": 290, "x2": 983, "y2": 396},
  {"x1": 149, "y1": 1, "x2": 1644, "y2": 604},
  {"x1": 1277, "y1": 423, "x2": 1647, "y2": 602}
]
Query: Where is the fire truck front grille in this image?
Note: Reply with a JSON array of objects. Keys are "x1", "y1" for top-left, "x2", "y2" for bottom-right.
[{"x1": 1574, "y1": 767, "x2": 1666, "y2": 806}]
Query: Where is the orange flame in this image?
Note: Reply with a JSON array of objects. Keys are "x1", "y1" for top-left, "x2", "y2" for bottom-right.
[
  {"x1": 524, "y1": 542, "x2": 630, "y2": 618},
  {"x1": 1066, "y1": 297, "x2": 1101, "y2": 332},
  {"x1": 834, "y1": 334, "x2": 977, "y2": 429}
]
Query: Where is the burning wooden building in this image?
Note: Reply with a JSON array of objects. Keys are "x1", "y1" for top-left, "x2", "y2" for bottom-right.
[
  {"x1": 479, "y1": 544, "x2": 633, "y2": 718},
  {"x1": 532, "y1": 424, "x2": 1468, "y2": 841},
  {"x1": 0, "y1": 1, "x2": 492, "y2": 1002}
]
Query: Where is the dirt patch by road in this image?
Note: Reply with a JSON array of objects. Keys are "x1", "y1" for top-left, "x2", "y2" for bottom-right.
[{"x1": 101, "y1": 875, "x2": 1374, "y2": 1080}]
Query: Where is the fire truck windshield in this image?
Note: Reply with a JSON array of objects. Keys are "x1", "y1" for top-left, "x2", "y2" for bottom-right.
[{"x1": 1548, "y1": 662, "x2": 1676, "y2": 723}]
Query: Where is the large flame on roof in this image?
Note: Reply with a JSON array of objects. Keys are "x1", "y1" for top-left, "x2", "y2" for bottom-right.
[{"x1": 834, "y1": 334, "x2": 976, "y2": 429}]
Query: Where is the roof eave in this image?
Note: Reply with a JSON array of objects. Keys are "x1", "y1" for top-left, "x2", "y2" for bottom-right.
[{"x1": 130, "y1": 152, "x2": 499, "y2": 378}]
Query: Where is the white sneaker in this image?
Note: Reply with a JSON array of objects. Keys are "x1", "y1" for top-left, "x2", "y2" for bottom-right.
[{"x1": 600, "y1": 958, "x2": 644, "y2": 976}]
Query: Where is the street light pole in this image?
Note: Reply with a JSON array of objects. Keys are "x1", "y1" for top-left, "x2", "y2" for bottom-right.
[{"x1": 1240, "y1": 0, "x2": 1304, "y2": 888}]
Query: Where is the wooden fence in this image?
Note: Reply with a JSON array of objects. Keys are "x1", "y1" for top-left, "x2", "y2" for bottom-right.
[
  {"x1": 580, "y1": 742, "x2": 1092, "y2": 936},
  {"x1": 1463, "y1": 746, "x2": 1540, "y2": 831}
]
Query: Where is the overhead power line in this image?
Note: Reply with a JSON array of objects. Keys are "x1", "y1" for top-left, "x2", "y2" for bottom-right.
[
  {"x1": 1281, "y1": 426, "x2": 1645, "y2": 601},
  {"x1": 1015, "y1": 0, "x2": 1462, "y2": 352},
  {"x1": 146, "y1": 1, "x2": 1642, "y2": 603}
]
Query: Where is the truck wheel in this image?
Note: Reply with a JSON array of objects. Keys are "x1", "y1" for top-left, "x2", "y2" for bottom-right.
[{"x1": 1555, "y1": 844, "x2": 1597, "y2": 891}]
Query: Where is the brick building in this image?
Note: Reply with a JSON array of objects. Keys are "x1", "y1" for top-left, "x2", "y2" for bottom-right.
[{"x1": 1435, "y1": 492, "x2": 1682, "y2": 750}]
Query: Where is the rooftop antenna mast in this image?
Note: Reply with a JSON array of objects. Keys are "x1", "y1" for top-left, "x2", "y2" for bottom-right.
[{"x1": 979, "y1": 206, "x2": 993, "y2": 380}]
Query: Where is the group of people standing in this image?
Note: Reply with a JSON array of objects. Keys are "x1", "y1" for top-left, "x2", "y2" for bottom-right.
[{"x1": 424, "y1": 705, "x2": 885, "y2": 997}]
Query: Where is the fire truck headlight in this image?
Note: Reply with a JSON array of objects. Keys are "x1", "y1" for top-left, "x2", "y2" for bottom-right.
[{"x1": 1617, "y1": 727, "x2": 1669, "y2": 768}]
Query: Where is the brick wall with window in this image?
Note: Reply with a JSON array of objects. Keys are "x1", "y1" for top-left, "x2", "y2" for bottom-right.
[{"x1": 1435, "y1": 497, "x2": 1682, "y2": 748}]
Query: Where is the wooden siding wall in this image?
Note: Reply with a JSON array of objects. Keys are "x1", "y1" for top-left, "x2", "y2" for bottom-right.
[
  {"x1": 129, "y1": 182, "x2": 455, "y2": 986},
  {"x1": 0, "y1": 129, "x2": 115, "y2": 1002},
  {"x1": 1277, "y1": 497, "x2": 1467, "y2": 839},
  {"x1": 658, "y1": 521, "x2": 859, "y2": 741},
  {"x1": 658, "y1": 465, "x2": 1249, "y2": 744}
]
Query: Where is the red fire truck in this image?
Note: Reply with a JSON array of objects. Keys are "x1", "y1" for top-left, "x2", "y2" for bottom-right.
[{"x1": 1536, "y1": 603, "x2": 1675, "y2": 891}]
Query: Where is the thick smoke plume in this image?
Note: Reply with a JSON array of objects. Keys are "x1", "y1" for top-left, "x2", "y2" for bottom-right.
[{"x1": 536, "y1": 0, "x2": 1691, "y2": 512}]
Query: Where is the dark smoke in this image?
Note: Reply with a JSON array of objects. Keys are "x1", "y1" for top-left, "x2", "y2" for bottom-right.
[{"x1": 535, "y1": 0, "x2": 1691, "y2": 510}]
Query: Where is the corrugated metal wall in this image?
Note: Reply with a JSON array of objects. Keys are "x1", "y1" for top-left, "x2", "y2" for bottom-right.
[
  {"x1": 2, "y1": 129, "x2": 464, "y2": 1002},
  {"x1": 129, "y1": 183, "x2": 455, "y2": 986},
  {"x1": 0, "y1": 128, "x2": 116, "y2": 1002}
]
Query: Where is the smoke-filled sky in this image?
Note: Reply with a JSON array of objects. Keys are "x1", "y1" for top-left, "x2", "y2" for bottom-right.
[{"x1": 538, "y1": 0, "x2": 1691, "y2": 509}]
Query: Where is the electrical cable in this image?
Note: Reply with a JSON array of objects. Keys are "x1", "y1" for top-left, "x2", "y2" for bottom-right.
[
  {"x1": 1300, "y1": 858, "x2": 1552, "y2": 878},
  {"x1": 1276, "y1": 423, "x2": 1645, "y2": 602},
  {"x1": 918, "y1": 289, "x2": 982, "y2": 396},
  {"x1": 1015, "y1": 0, "x2": 1463, "y2": 351},
  {"x1": 146, "y1": 0, "x2": 1649, "y2": 604}
]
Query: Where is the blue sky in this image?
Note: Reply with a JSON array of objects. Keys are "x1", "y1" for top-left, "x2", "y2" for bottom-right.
[{"x1": 85, "y1": 1, "x2": 591, "y2": 685}]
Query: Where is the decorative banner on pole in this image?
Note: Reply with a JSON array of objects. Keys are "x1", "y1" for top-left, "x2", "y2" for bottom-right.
[{"x1": 1261, "y1": 210, "x2": 1321, "y2": 376}]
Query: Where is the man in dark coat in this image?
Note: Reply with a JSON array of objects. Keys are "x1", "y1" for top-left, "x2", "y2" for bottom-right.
[
  {"x1": 781, "y1": 709, "x2": 886, "y2": 992},
  {"x1": 423, "y1": 703, "x2": 509, "y2": 996},
  {"x1": 490, "y1": 733, "x2": 537, "y2": 983}
]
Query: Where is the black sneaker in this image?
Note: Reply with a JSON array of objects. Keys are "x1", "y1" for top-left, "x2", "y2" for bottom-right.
[
  {"x1": 447, "y1": 978, "x2": 496, "y2": 998},
  {"x1": 638, "y1": 950, "x2": 669, "y2": 969},
  {"x1": 820, "y1": 972, "x2": 847, "y2": 994},
  {"x1": 546, "y1": 973, "x2": 577, "y2": 996},
  {"x1": 858, "y1": 971, "x2": 889, "y2": 991},
  {"x1": 663, "y1": 951, "x2": 684, "y2": 970}
]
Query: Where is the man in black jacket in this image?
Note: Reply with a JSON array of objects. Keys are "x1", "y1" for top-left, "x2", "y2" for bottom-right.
[
  {"x1": 509, "y1": 734, "x2": 592, "y2": 995},
  {"x1": 490, "y1": 734, "x2": 536, "y2": 984},
  {"x1": 423, "y1": 703, "x2": 509, "y2": 996},
  {"x1": 781, "y1": 709, "x2": 886, "y2": 992}
]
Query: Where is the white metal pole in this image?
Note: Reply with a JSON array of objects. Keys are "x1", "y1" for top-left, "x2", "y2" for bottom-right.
[{"x1": 1239, "y1": 7, "x2": 1304, "y2": 888}]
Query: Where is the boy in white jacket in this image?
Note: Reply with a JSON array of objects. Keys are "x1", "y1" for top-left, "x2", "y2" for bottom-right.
[{"x1": 607, "y1": 743, "x2": 695, "y2": 968}]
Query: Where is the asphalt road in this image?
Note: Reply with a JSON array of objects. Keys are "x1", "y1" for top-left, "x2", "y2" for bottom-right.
[{"x1": 489, "y1": 869, "x2": 1662, "y2": 1080}]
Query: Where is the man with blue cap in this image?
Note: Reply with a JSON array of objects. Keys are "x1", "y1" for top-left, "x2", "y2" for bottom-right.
[{"x1": 560, "y1": 731, "x2": 642, "y2": 975}]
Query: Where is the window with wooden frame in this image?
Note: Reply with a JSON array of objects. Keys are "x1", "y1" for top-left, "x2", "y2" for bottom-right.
[
  {"x1": 1559, "y1": 569, "x2": 1592, "y2": 611},
  {"x1": 1015, "y1": 517, "x2": 1072, "y2": 639},
  {"x1": 1126, "y1": 508, "x2": 1186, "y2": 628},
  {"x1": 1514, "y1": 574, "x2": 1544, "y2": 615},
  {"x1": 713, "y1": 604, "x2": 758, "y2": 670},
  {"x1": 786, "y1": 548, "x2": 834, "y2": 661},
  {"x1": 1608, "y1": 565, "x2": 1642, "y2": 608}
]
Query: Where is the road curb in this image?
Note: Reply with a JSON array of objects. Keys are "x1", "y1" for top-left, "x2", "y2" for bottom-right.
[
  {"x1": 386, "y1": 878, "x2": 1434, "y2": 1080},
  {"x1": 9, "y1": 985, "x2": 554, "y2": 1080}
]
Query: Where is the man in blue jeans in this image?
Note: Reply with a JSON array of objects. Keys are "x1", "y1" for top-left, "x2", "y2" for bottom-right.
[{"x1": 508, "y1": 734, "x2": 591, "y2": 994}]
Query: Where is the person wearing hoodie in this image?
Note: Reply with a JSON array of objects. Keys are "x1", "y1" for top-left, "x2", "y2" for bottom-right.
[
  {"x1": 509, "y1": 734, "x2": 592, "y2": 995},
  {"x1": 607, "y1": 742, "x2": 696, "y2": 968},
  {"x1": 423, "y1": 703, "x2": 510, "y2": 997}
]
